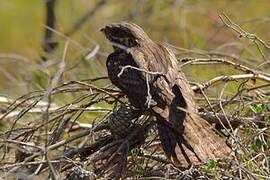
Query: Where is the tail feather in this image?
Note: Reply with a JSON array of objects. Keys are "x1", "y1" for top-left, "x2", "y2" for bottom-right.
[
  {"x1": 156, "y1": 120, "x2": 179, "y2": 164},
  {"x1": 157, "y1": 112, "x2": 231, "y2": 168},
  {"x1": 183, "y1": 112, "x2": 231, "y2": 160},
  {"x1": 157, "y1": 116, "x2": 202, "y2": 168},
  {"x1": 154, "y1": 77, "x2": 232, "y2": 168}
]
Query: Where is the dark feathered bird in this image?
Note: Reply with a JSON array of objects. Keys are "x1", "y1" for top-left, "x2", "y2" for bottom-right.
[{"x1": 101, "y1": 22, "x2": 231, "y2": 168}]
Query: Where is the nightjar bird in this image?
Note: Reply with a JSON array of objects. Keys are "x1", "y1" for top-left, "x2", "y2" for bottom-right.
[{"x1": 101, "y1": 22, "x2": 231, "y2": 168}]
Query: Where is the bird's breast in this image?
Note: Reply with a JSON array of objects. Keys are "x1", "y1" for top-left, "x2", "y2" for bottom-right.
[{"x1": 106, "y1": 51, "x2": 149, "y2": 109}]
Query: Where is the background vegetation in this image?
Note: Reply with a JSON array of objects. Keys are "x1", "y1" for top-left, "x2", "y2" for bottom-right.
[
  {"x1": 1, "y1": 0, "x2": 270, "y2": 179},
  {"x1": 0, "y1": 0, "x2": 269, "y2": 96}
]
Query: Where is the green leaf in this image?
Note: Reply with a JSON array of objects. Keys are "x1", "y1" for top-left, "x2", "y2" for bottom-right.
[
  {"x1": 136, "y1": 164, "x2": 146, "y2": 175},
  {"x1": 250, "y1": 103, "x2": 267, "y2": 114},
  {"x1": 131, "y1": 148, "x2": 139, "y2": 157},
  {"x1": 206, "y1": 160, "x2": 218, "y2": 170},
  {"x1": 251, "y1": 138, "x2": 262, "y2": 152}
]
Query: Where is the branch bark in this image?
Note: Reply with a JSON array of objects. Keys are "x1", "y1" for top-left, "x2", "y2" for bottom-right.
[{"x1": 42, "y1": 0, "x2": 58, "y2": 54}]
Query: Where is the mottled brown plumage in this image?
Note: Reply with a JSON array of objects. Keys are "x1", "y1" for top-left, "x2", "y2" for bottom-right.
[{"x1": 101, "y1": 22, "x2": 231, "y2": 168}]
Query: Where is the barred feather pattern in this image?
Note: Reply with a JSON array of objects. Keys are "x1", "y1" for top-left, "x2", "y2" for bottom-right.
[{"x1": 102, "y1": 22, "x2": 231, "y2": 168}]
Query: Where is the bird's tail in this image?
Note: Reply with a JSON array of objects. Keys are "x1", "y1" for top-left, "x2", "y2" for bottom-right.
[
  {"x1": 156, "y1": 115, "x2": 200, "y2": 168},
  {"x1": 156, "y1": 112, "x2": 231, "y2": 168},
  {"x1": 154, "y1": 75, "x2": 232, "y2": 168}
]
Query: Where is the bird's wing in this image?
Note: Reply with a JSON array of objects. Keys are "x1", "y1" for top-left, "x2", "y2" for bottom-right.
[
  {"x1": 106, "y1": 51, "x2": 150, "y2": 108},
  {"x1": 129, "y1": 43, "x2": 195, "y2": 118},
  {"x1": 129, "y1": 43, "x2": 231, "y2": 168},
  {"x1": 130, "y1": 44, "x2": 201, "y2": 166}
]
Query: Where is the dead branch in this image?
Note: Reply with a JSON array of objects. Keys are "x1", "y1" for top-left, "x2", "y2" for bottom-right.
[
  {"x1": 42, "y1": 0, "x2": 57, "y2": 54},
  {"x1": 192, "y1": 73, "x2": 270, "y2": 92},
  {"x1": 219, "y1": 13, "x2": 270, "y2": 61}
]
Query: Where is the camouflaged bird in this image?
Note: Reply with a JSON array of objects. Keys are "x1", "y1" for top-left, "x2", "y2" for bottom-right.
[{"x1": 101, "y1": 22, "x2": 231, "y2": 168}]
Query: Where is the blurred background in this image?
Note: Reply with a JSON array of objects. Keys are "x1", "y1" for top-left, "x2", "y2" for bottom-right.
[{"x1": 0, "y1": 0, "x2": 269, "y2": 97}]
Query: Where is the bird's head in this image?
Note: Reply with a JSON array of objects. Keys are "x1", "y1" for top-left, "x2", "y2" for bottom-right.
[{"x1": 100, "y1": 22, "x2": 150, "y2": 50}]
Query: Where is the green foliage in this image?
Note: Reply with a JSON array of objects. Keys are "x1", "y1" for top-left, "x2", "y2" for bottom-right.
[
  {"x1": 135, "y1": 164, "x2": 147, "y2": 176},
  {"x1": 251, "y1": 138, "x2": 262, "y2": 153},
  {"x1": 250, "y1": 103, "x2": 268, "y2": 114},
  {"x1": 206, "y1": 160, "x2": 219, "y2": 170},
  {"x1": 250, "y1": 103, "x2": 270, "y2": 125},
  {"x1": 130, "y1": 148, "x2": 139, "y2": 157},
  {"x1": 201, "y1": 160, "x2": 226, "y2": 179},
  {"x1": 32, "y1": 70, "x2": 49, "y2": 89}
]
